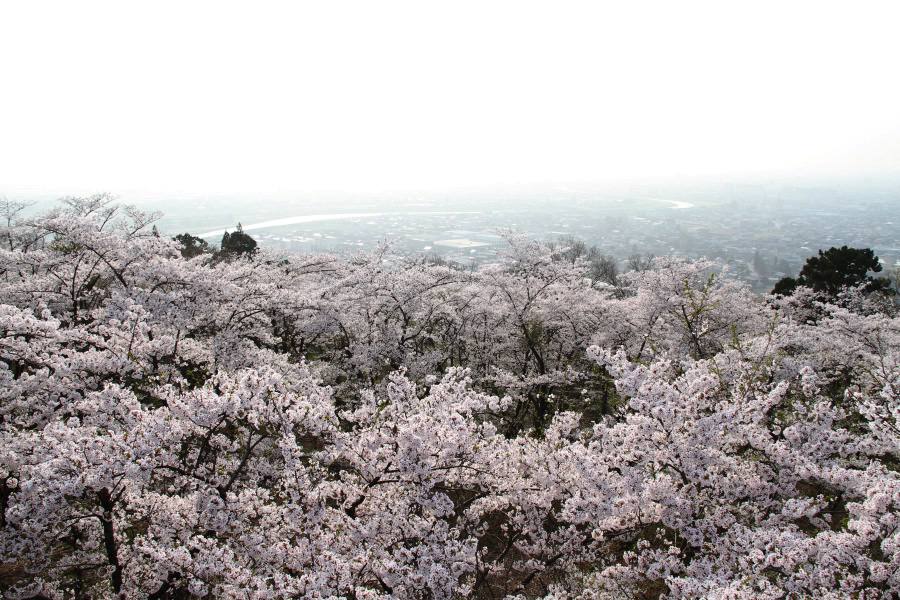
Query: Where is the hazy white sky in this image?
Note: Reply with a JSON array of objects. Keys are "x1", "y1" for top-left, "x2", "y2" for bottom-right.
[{"x1": 2, "y1": 0, "x2": 899, "y2": 194}]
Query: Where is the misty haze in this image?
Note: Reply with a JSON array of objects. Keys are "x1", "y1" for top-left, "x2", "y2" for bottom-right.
[
  {"x1": 2, "y1": 1, "x2": 900, "y2": 599},
  {"x1": 17, "y1": 180, "x2": 899, "y2": 294}
]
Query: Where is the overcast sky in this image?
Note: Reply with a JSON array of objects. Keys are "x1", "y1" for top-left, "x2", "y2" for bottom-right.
[{"x1": 2, "y1": 0, "x2": 900, "y2": 195}]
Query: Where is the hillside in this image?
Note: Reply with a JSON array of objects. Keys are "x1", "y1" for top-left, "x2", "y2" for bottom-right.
[{"x1": 1, "y1": 196, "x2": 898, "y2": 598}]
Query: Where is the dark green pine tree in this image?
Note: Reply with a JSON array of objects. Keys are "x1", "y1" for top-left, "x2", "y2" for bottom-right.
[
  {"x1": 772, "y1": 246, "x2": 892, "y2": 297},
  {"x1": 220, "y1": 223, "x2": 258, "y2": 258},
  {"x1": 173, "y1": 233, "x2": 210, "y2": 259}
]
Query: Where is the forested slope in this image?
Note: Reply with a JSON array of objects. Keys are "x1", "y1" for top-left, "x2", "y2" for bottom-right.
[{"x1": 1, "y1": 196, "x2": 898, "y2": 599}]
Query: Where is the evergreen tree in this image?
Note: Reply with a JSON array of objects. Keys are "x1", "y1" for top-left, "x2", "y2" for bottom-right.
[
  {"x1": 219, "y1": 222, "x2": 258, "y2": 257},
  {"x1": 173, "y1": 233, "x2": 210, "y2": 259},
  {"x1": 772, "y1": 246, "x2": 892, "y2": 297}
]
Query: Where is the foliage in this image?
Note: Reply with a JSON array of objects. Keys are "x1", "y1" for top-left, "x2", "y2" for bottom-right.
[
  {"x1": 219, "y1": 224, "x2": 258, "y2": 259},
  {"x1": 0, "y1": 197, "x2": 897, "y2": 599},
  {"x1": 773, "y1": 245, "x2": 893, "y2": 299},
  {"x1": 173, "y1": 233, "x2": 211, "y2": 259}
]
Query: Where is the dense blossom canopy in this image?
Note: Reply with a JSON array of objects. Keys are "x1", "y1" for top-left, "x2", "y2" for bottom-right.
[{"x1": 0, "y1": 196, "x2": 897, "y2": 599}]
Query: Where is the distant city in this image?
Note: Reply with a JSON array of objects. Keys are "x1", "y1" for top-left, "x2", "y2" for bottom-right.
[{"x1": 15, "y1": 180, "x2": 900, "y2": 292}]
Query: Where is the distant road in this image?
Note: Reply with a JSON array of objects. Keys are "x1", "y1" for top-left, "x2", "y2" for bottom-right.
[{"x1": 197, "y1": 211, "x2": 481, "y2": 238}]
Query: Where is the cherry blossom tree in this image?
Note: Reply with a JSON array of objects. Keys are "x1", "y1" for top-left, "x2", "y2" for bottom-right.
[{"x1": 1, "y1": 196, "x2": 897, "y2": 599}]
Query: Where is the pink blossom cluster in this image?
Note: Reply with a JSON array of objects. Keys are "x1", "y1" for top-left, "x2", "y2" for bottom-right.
[{"x1": 0, "y1": 196, "x2": 897, "y2": 598}]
